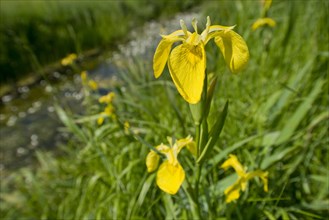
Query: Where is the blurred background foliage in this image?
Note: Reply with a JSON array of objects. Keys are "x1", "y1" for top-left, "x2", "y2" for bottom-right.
[
  {"x1": 0, "y1": 0, "x2": 201, "y2": 83},
  {"x1": 0, "y1": 0, "x2": 328, "y2": 219}
]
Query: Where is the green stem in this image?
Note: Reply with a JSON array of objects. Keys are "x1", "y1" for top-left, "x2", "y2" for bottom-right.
[
  {"x1": 194, "y1": 163, "x2": 202, "y2": 218},
  {"x1": 195, "y1": 122, "x2": 201, "y2": 156},
  {"x1": 183, "y1": 184, "x2": 199, "y2": 220}
]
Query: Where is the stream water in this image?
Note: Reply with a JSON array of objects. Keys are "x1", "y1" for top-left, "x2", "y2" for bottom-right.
[{"x1": 0, "y1": 12, "x2": 199, "y2": 172}]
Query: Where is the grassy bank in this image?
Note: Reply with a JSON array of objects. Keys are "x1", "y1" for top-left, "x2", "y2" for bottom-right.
[
  {"x1": 0, "y1": 0, "x2": 201, "y2": 84},
  {"x1": 1, "y1": 0, "x2": 328, "y2": 219}
]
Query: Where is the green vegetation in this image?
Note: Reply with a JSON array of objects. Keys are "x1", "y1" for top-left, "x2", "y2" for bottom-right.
[
  {"x1": 0, "y1": 0, "x2": 200, "y2": 83},
  {"x1": 1, "y1": 0, "x2": 328, "y2": 219}
]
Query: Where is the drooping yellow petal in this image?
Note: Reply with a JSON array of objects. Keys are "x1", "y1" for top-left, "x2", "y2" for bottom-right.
[
  {"x1": 245, "y1": 170, "x2": 269, "y2": 192},
  {"x1": 168, "y1": 43, "x2": 206, "y2": 104},
  {"x1": 224, "y1": 180, "x2": 241, "y2": 203},
  {"x1": 209, "y1": 25, "x2": 236, "y2": 32},
  {"x1": 146, "y1": 144, "x2": 171, "y2": 172},
  {"x1": 153, "y1": 30, "x2": 185, "y2": 78},
  {"x1": 221, "y1": 154, "x2": 246, "y2": 177},
  {"x1": 153, "y1": 39, "x2": 174, "y2": 78},
  {"x1": 156, "y1": 161, "x2": 185, "y2": 194},
  {"x1": 251, "y1": 17, "x2": 276, "y2": 31},
  {"x1": 214, "y1": 30, "x2": 249, "y2": 74},
  {"x1": 204, "y1": 25, "x2": 236, "y2": 44},
  {"x1": 146, "y1": 150, "x2": 160, "y2": 172},
  {"x1": 240, "y1": 177, "x2": 248, "y2": 191}
]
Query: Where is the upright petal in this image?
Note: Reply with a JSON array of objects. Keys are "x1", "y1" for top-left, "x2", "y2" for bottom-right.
[
  {"x1": 168, "y1": 43, "x2": 206, "y2": 104},
  {"x1": 214, "y1": 30, "x2": 249, "y2": 74},
  {"x1": 221, "y1": 154, "x2": 246, "y2": 177},
  {"x1": 175, "y1": 135, "x2": 194, "y2": 154},
  {"x1": 156, "y1": 161, "x2": 185, "y2": 194},
  {"x1": 203, "y1": 25, "x2": 235, "y2": 44}
]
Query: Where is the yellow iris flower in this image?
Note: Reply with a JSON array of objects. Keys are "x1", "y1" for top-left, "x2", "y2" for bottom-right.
[
  {"x1": 80, "y1": 71, "x2": 88, "y2": 84},
  {"x1": 97, "y1": 93, "x2": 116, "y2": 125},
  {"x1": 124, "y1": 121, "x2": 130, "y2": 134},
  {"x1": 153, "y1": 16, "x2": 249, "y2": 104},
  {"x1": 252, "y1": 0, "x2": 276, "y2": 31},
  {"x1": 221, "y1": 154, "x2": 268, "y2": 203},
  {"x1": 146, "y1": 136, "x2": 196, "y2": 195}
]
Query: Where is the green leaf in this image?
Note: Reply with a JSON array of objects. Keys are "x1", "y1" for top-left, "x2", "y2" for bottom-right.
[
  {"x1": 276, "y1": 79, "x2": 324, "y2": 145},
  {"x1": 261, "y1": 145, "x2": 299, "y2": 169},
  {"x1": 163, "y1": 194, "x2": 177, "y2": 220},
  {"x1": 197, "y1": 101, "x2": 228, "y2": 164},
  {"x1": 54, "y1": 104, "x2": 88, "y2": 142},
  {"x1": 204, "y1": 75, "x2": 218, "y2": 118},
  {"x1": 137, "y1": 174, "x2": 156, "y2": 207},
  {"x1": 279, "y1": 208, "x2": 290, "y2": 220},
  {"x1": 263, "y1": 210, "x2": 276, "y2": 220}
]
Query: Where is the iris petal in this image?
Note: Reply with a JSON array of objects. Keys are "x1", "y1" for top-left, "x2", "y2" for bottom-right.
[
  {"x1": 251, "y1": 17, "x2": 276, "y2": 30},
  {"x1": 203, "y1": 25, "x2": 235, "y2": 43},
  {"x1": 146, "y1": 151, "x2": 160, "y2": 172},
  {"x1": 224, "y1": 180, "x2": 241, "y2": 203},
  {"x1": 168, "y1": 43, "x2": 206, "y2": 104},
  {"x1": 245, "y1": 170, "x2": 269, "y2": 192},
  {"x1": 214, "y1": 30, "x2": 249, "y2": 74},
  {"x1": 221, "y1": 154, "x2": 246, "y2": 177},
  {"x1": 156, "y1": 161, "x2": 185, "y2": 195},
  {"x1": 175, "y1": 135, "x2": 193, "y2": 154},
  {"x1": 153, "y1": 31, "x2": 185, "y2": 78},
  {"x1": 153, "y1": 39, "x2": 174, "y2": 78}
]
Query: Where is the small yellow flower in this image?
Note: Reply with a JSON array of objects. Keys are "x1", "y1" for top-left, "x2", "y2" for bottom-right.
[
  {"x1": 97, "y1": 105, "x2": 115, "y2": 125},
  {"x1": 99, "y1": 92, "x2": 115, "y2": 104},
  {"x1": 153, "y1": 16, "x2": 249, "y2": 104},
  {"x1": 124, "y1": 121, "x2": 130, "y2": 133},
  {"x1": 221, "y1": 154, "x2": 268, "y2": 203},
  {"x1": 61, "y1": 53, "x2": 77, "y2": 66},
  {"x1": 88, "y1": 80, "x2": 98, "y2": 91},
  {"x1": 252, "y1": 17, "x2": 276, "y2": 31},
  {"x1": 80, "y1": 71, "x2": 88, "y2": 84},
  {"x1": 146, "y1": 136, "x2": 196, "y2": 194},
  {"x1": 97, "y1": 117, "x2": 105, "y2": 125}
]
